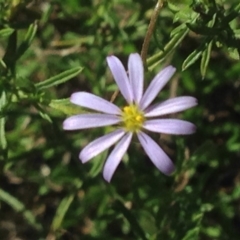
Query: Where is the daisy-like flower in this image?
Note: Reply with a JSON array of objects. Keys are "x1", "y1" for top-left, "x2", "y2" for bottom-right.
[{"x1": 63, "y1": 53, "x2": 197, "y2": 182}]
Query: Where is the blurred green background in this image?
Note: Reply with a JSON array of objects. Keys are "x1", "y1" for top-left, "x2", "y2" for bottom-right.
[{"x1": 0, "y1": 0, "x2": 240, "y2": 239}]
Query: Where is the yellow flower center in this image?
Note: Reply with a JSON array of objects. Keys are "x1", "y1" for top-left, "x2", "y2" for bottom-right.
[{"x1": 121, "y1": 104, "x2": 145, "y2": 132}]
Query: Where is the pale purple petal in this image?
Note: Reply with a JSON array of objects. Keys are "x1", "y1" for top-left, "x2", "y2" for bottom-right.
[
  {"x1": 79, "y1": 129, "x2": 126, "y2": 163},
  {"x1": 137, "y1": 131, "x2": 175, "y2": 175},
  {"x1": 145, "y1": 96, "x2": 197, "y2": 117},
  {"x1": 107, "y1": 55, "x2": 133, "y2": 103},
  {"x1": 143, "y1": 119, "x2": 196, "y2": 135},
  {"x1": 70, "y1": 92, "x2": 121, "y2": 114},
  {"x1": 103, "y1": 132, "x2": 133, "y2": 182},
  {"x1": 139, "y1": 66, "x2": 176, "y2": 110},
  {"x1": 128, "y1": 53, "x2": 143, "y2": 104},
  {"x1": 63, "y1": 114, "x2": 121, "y2": 130}
]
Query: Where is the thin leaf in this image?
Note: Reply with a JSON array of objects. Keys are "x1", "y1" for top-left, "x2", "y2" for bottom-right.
[
  {"x1": 51, "y1": 194, "x2": 74, "y2": 231},
  {"x1": 182, "y1": 48, "x2": 203, "y2": 71},
  {"x1": 34, "y1": 104, "x2": 52, "y2": 122},
  {"x1": 200, "y1": 40, "x2": 213, "y2": 78},
  {"x1": 147, "y1": 27, "x2": 189, "y2": 68},
  {"x1": 16, "y1": 22, "x2": 38, "y2": 60},
  {"x1": 0, "y1": 188, "x2": 24, "y2": 211},
  {"x1": 149, "y1": 8, "x2": 198, "y2": 65},
  {"x1": 39, "y1": 110, "x2": 52, "y2": 123},
  {"x1": 35, "y1": 67, "x2": 83, "y2": 90},
  {"x1": 0, "y1": 188, "x2": 41, "y2": 230},
  {"x1": 170, "y1": 23, "x2": 187, "y2": 37}
]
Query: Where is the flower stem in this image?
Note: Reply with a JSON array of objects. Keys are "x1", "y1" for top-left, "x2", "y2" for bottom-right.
[{"x1": 140, "y1": 0, "x2": 164, "y2": 65}]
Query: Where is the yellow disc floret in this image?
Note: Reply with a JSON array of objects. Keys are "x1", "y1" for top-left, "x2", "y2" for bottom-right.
[{"x1": 121, "y1": 104, "x2": 145, "y2": 132}]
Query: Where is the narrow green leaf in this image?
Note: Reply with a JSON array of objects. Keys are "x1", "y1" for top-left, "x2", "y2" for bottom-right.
[
  {"x1": 200, "y1": 40, "x2": 213, "y2": 79},
  {"x1": 39, "y1": 110, "x2": 52, "y2": 123},
  {"x1": 34, "y1": 103, "x2": 53, "y2": 122},
  {"x1": 0, "y1": 28, "x2": 14, "y2": 38},
  {"x1": 0, "y1": 188, "x2": 41, "y2": 230},
  {"x1": 208, "y1": 13, "x2": 217, "y2": 28},
  {"x1": 0, "y1": 187, "x2": 24, "y2": 211},
  {"x1": 170, "y1": 23, "x2": 187, "y2": 37},
  {"x1": 147, "y1": 27, "x2": 189, "y2": 68},
  {"x1": 35, "y1": 67, "x2": 83, "y2": 90},
  {"x1": 16, "y1": 21, "x2": 38, "y2": 59},
  {"x1": 0, "y1": 91, "x2": 7, "y2": 150},
  {"x1": 24, "y1": 21, "x2": 38, "y2": 43},
  {"x1": 182, "y1": 48, "x2": 203, "y2": 71},
  {"x1": 51, "y1": 194, "x2": 74, "y2": 231}
]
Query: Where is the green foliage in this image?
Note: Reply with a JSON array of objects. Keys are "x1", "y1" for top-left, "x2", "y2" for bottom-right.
[
  {"x1": 51, "y1": 194, "x2": 75, "y2": 232},
  {"x1": 0, "y1": 188, "x2": 41, "y2": 230},
  {"x1": 149, "y1": 0, "x2": 240, "y2": 78},
  {"x1": 35, "y1": 67, "x2": 83, "y2": 91},
  {"x1": 0, "y1": 0, "x2": 240, "y2": 239}
]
